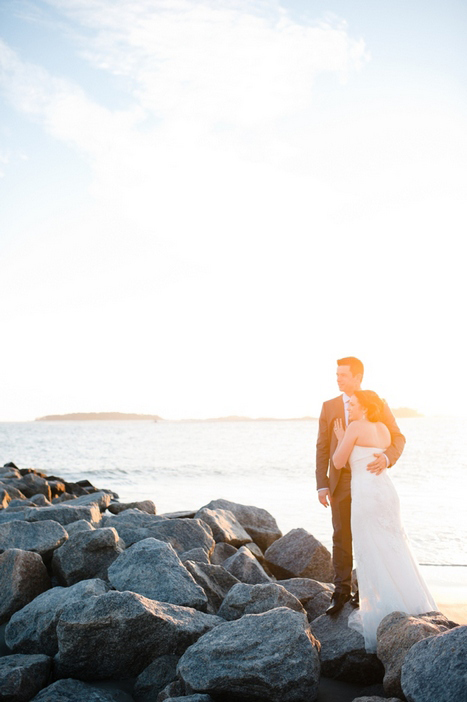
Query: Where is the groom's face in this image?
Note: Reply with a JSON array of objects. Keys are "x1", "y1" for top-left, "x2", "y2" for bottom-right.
[{"x1": 336, "y1": 365, "x2": 361, "y2": 396}]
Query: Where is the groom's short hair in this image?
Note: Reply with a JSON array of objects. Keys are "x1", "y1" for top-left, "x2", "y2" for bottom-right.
[{"x1": 337, "y1": 356, "x2": 364, "y2": 378}]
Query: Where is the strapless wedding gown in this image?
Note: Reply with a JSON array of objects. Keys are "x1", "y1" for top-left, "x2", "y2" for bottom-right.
[{"x1": 347, "y1": 445, "x2": 437, "y2": 653}]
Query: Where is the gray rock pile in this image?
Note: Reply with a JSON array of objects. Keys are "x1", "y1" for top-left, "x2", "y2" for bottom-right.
[{"x1": 0, "y1": 461, "x2": 462, "y2": 702}]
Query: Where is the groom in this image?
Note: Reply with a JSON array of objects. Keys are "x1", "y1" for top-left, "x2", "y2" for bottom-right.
[{"x1": 316, "y1": 356, "x2": 406, "y2": 615}]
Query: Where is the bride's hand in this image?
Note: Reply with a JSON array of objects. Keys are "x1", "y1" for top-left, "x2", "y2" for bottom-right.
[{"x1": 333, "y1": 418, "x2": 345, "y2": 441}]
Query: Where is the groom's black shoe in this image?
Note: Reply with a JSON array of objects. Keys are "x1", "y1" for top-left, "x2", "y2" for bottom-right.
[
  {"x1": 350, "y1": 590, "x2": 359, "y2": 607},
  {"x1": 325, "y1": 592, "x2": 351, "y2": 616}
]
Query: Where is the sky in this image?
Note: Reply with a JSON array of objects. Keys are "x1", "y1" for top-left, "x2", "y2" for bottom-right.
[{"x1": 1, "y1": 0, "x2": 466, "y2": 421}]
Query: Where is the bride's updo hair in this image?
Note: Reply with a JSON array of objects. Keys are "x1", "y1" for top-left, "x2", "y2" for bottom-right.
[{"x1": 354, "y1": 390, "x2": 385, "y2": 422}]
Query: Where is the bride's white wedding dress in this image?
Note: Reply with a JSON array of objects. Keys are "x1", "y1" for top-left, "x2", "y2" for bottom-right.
[{"x1": 347, "y1": 445, "x2": 437, "y2": 653}]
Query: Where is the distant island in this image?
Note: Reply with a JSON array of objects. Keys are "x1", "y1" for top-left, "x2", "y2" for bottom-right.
[
  {"x1": 36, "y1": 412, "x2": 163, "y2": 421},
  {"x1": 35, "y1": 409, "x2": 422, "y2": 421}
]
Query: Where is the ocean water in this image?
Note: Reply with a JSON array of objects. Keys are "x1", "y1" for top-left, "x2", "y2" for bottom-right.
[{"x1": 1, "y1": 416, "x2": 466, "y2": 571}]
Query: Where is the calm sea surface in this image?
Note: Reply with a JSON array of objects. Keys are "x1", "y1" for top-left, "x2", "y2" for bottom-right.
[{"x1": 1, "y1": 417, "x2": 466, "y2": 570}]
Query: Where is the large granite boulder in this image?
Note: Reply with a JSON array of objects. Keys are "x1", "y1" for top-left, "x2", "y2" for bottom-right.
[
  {"x1": 194, "y1": 508, "x2": 251, "y2": 547},
  {"x1": 183, "y1": 561, "x2": 240, "y2": 614},
  {"x1": 65, "y1": 520, "x2": 95, "y2": 537},
  {"x1": 264, "y1": 528, "x2": 334, "y2": 581},
  {"x1": 310, "y1": 603, "x2": 384, "y2": 683},
  {"x1": 31, "y1": 678, "x2": 129, "y2": 701},
  {"x1": 62, "y1": 490, "x2": 113, "y2": 511},
  {"x1": 133, "y1": 654, "x2": 180, "y2": 701},
  {"x1": 217, "y1": 582, "x2": 305, "y2": 621},
  {"x1": 210, "y1": 542, "x2": 237, "y2": 565},
  {"x1": 0, "y1": 519, "x2": 67, "y2": 557},
  {"x1": 108, "y1": 500, "x2": 156, "y2": 515},
  {"x1": 11, "y1": 473, "x2": 52, "y2": 500},
  {"x1": 52, "y1": 527, "x2": 124, "y2": 585},
  {"x1": 401, "y1": 625, "x2": 467, "y2": 702},
  {"x1": 180, "y1": 548, "x2": 211, "y2": 565},
  {"x1": 146, "y1": 519, "x2": 215, "y2": 556},
  {"x1": 377, "y1": 610, "x2": 456, "y2": 698},
  {"x1": 278, "y1": 577, "x2": 334, "y2": 620},
  {"x1": 0, "y1": 653, "x2": 52, "y2": 702},
  {"x1": 0, "y1": 549, "x2": 50, "y2": 624},
  {"x1": 108, "y1": 538, "x2": 208, "y2": 610},
  {"x1": 54, "y1": 590, "x2": 222, "y2": 680},
  {"x1": 5, "y1": 578, "x2": 109, "y2": 655},
  {"x1": 222, "y1": 546, "x2": 271, "y2": 584},
  {"x1": 201, "y1": 499, "x2": 282, "y2": 551},
  {"x1": 99, "y1": 509, "x2": 167, "y2": 546},
  {"x1": 177, "y1": 607, "x2": 321, "y2": 702},
  {"x1": 26, "y1": 502, "x2": 102, "y2": 526}
]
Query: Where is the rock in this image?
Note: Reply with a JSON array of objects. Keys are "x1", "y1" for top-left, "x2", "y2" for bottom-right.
[
  {"x1": 45, "y1": 479, "x2": 66, "y2": 498},
  {"x1": 194, "y1": 508, "x2": 251, "y2": 547},
  {"x1": 52, "y1": 527, "x2": 124, "y2": 585},
  {"x1": 65, "y1": 519, "x2": 95, "y2": 537},
  {"x1": 133, "y1": 655, "x2": 180, "y2": 701},
  {"x1": 264, "y1": 528, "x2": 334, "y2": 581},
  {"x1": 108, "y1": 500, "x2": 156, "y2": 515},
  {"x1": 0, "y1": 483, "x2": 26, "y2": 500},
  {"x1": 5, "y1": 578, "x2": 109, "y2": 655},
  {"x1": 1, "y1": 463, "x2": 21, "y2": 477},
  {"x1": 180, "y1": 548, "x2": 211, "y2": 565},
  {"x1": 99, "y1": 509, "x2": 167, "y2": 546},
  {"x1": 201, "y1": 498, "x2": 281, "y2": 551},
  {"x1": 401, "y1": 625, "x2": 467, "y2": 702},
  {"x1": 210, "y1": 542, "x2": 237, "y2": 565},
  {"x1": 177, "y1": 607, "x2": 321, "y2": 702},
  {"x1": 147, "y1": 519, "x2": 215, "y2": 557},
  {"x1": 165, "y1": 697, "x2": 213, "y2": 702},
  {"x1": 351, "y1": 698, "x2": 402, "y2": 702},
  {"x1": 218, "y1": 582, "x2": 306, "y2": 621},
  {"x1": 310, "y1": 603, "x2": 384, "y2": 683},
  {"x1": 156, "y1": 680, "x2": 185, "y2": 702},
  {"x1": 223, "y1": 545, "x2": 271, "y2": 584},
  {"x1": 63, "y1": 490, "x2": 114, "y2": 511},
  {"x1": 0, "y1": 488, "x2": 11, "y2": 509},
  {"x1": 3, "y1": 498, "x2": 35, "y2": 509},
  {"x1": 243, "y1": 541, "x2": 265, "y2": 562},
  {"x1": 0, "y1": 653, "x2": 52, "y2": 702},
  {"x1": 377, "y1": 610, "x2": 456, "y2": 698},
  {"x1": 0, "y1": 519, "x2": 67, "y2": 557},
  {"x1": 0, "y1": 549, "x2": 50, "y2": 624},
  {"x1": 183, "y1": 561, "x2": 240, "y2": 614},
  {"x1": 13, "y1": 473, "x2": 52, "y2": 500},
  {"x1": 27, "y1": 502, "x2": 102, "y2": 526},
  {"x1": 31, "y1": 678, "x2": 128, "y2": 701},
  {"x1": 52, "y1": 493, "x2": 76, "y2": 503},
  {"x1": 54, "y1": 590, "x2": 222, "y2": 680},
  {"x1": 278, "y1": 577, "x2": 334, "y2": 620},
  {"x1": 29, "y1": 494, "x2": 52, "y2": 507},
  {"x1": 108, "y1": 538, "x2": 208, "y2": 610},
  {"x1": 160, "y1": 510, "x2": 197, "y2": 519}
]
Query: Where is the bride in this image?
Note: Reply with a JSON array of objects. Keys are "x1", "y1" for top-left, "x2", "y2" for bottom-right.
[{"x1": 332, "y1": 389, "x2": 437, "y2": 652}]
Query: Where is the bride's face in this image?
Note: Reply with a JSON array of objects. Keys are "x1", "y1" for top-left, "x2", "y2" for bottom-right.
[{"x1": 349, "y1": 396, "x2": 365, "y2": 421}]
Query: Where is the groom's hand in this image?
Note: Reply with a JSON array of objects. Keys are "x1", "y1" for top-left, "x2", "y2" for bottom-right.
[
  {"x1": 367, "y1": 453, "x2": 387, "y2": 474},
  {"x1": 318, "y1": 488, "x2": 331, "y2": 507}
]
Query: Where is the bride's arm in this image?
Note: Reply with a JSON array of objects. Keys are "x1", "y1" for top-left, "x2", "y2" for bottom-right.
[{"x1": 333, "y1": 421, "x2": 358, "y2": 469}]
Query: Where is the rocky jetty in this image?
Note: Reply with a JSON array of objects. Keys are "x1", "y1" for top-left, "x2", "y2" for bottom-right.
[{"x1": 0, "y1": 461, "x2": 463, "y2": 702}]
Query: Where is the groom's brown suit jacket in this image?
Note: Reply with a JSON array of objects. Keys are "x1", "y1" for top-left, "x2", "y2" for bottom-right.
[{"x1": 316, "y1": 395, "x2": 406, "y2": 496}]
